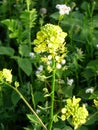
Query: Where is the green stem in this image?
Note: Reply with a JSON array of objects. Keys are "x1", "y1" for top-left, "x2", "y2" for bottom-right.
[
  {"x1": 28, "y1": 26, "x2": 31, "y2": 51},
  {"x1": 49, "y1": 58, "x2": 56, "y2": 130},
  {"x1": 4, "y1": 82, "x2": 47, "y2": 130}
]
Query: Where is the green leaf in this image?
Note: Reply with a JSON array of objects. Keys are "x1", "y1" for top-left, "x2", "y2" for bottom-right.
[
  {"x1": 85, "y1": 112, "x2": 98, "y2": 125},
  {"x1": 86, "y1": 60, "x2": 98, "y2": 73},
  {"x1": 27, "y1": 114, "x2": 40, "y2": 125},
  {"x1": 77, "y1": 126, "x2": 88, "y2": 130},
  {"x1": 0, "y1": 46, "x2": 15, "y2": 56},
  {"x1": 11, "y1": 91, "x2": 20, "y2": 106},
  {"x1": 1, "y1": 19, "x2": 18, "y2": 32},
  {"x1": 20, "y1": 9, "x2": 37, "y2": 28},
  {"x1": 82, "y1": 60, "x2": 98, "y2": 80},
  {"x1": 80, "y1": 1, "x2": 89, "y2": 10},
  {"x1": 53, "y1": 128, "x2": 61, "y2": 130},
  {"x1": 34, "y1": 92, "x2": 45, "y2": 105},
  {"x1": 62, "y1": 125, "x2": 73, "y2": 130},
  {"x1": 89, "y1": 91, "x2": 98, "y2": 99},
  {"x1": 17, "y1": 58, "x2": 32, "y2": 76},
  {"x1": 50, "y1": 12, "x2": 59, "y2": 20},
  {"x1": 19, "y1": 44, "x2": 30, "y2": 57}
]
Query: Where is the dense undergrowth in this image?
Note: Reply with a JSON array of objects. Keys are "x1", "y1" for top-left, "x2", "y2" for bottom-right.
[{"x1": 0, "y1": 0, "x2": 98, "y2": 130}]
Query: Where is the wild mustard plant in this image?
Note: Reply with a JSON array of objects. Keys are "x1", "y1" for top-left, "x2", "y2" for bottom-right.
[
  {"x1": 33, "y1": 23, "x2": 67, "y2": 72},
  {"x1": 0, "y1": 68, "x2": 47, "y2": 130},
  {"x1": 33, "y1": 23, "x2": 67, "y2": 130},
  {"x1": 61, "y1": 96, "x2": 89, "y2": 130}
]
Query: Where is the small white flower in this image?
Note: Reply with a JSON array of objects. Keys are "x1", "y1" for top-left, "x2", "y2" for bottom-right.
[
  {"x1": 61, "y1": 108, "x2": 67, "y2": 114},
  {"x1": 38, "y1": 65, "x2": 43, "y2": 71},
  {"x1": 29, "y1": 52, "x2": 35, "y2": 58},
  {"x1": 48, "y1": 55, "x2": 52, "y2": 60},
  {"x1": 61, "y1": 59, "x2": 66, "y2": 65},
  {"x1": 85, "y1": 87, "x2": 94, "y2": 93},
  {"x1": 36, "y1": 109, "x2": 41, "y2": 113},
  {"x1": 47, "y1": 60, "x2": 52, "y2": 65},
  {"x1": 83, "y1": 103, "x2": 88, "y2": 107},
  {"x1": 56, "y1": 63, "x2": 62, "y2": 69},
  {"x1": 55, "y1": 56, "x2": 59, "y2": 61},
  {"x1": 56, "y1": 4, "x2": 71, "y2": 15},
  {"x1": 67, "y1": 78, "x2": 74, "y2": 86},
  {"x1": 96, "y1": 44, "x2": 98, "y2": 48},
  {"x1": 75, "y1": 7, "x2": 79, "y2": 11},
  {"x1": 35, "y1": 70, "x2": 40, "y2": 75}
]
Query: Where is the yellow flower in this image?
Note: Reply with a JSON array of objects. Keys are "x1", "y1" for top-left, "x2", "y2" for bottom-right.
[
  {"x1": 61, "y1": 96, "x2": 89, "y2": 129},
  {"x1": 33, "y1": 23, "x2": 67, "y2": 72},
  {"x1": 2, "y1": 68, "x2": 12, "y2": 83}
]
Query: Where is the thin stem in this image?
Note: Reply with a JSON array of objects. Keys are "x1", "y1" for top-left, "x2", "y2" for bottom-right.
[
  {"x1": 49, "y1": 58, "x2": 56, "y2": 130},
  {"x1": 4, "y1": 82, "x2": 47, "y2": 130}
]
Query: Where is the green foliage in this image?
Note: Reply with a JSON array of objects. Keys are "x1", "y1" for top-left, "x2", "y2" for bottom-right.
[
  {"x1": 0, "y1": 0, "x2": 98, "y2": 130},
  {"x1": 20, "y1": 9, "x2": 37, "y2": 28},
  {"x1": 17, "y1": 57, "x2": 32, "y2": 76},
  {"x1": 0, "y1": 46, "x2": 14, "y2": 56}
]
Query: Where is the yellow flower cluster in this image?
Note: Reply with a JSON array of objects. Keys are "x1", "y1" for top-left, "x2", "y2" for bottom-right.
[
  {"x1": 61, "y1": 96, "x2": 88, "y2": 130},
  {"x1": 33, "y1": 24, "x2": 67, "y2": 71},
  {"x1": 0, "y1": 68, "x2": 12, "y2": 83}
]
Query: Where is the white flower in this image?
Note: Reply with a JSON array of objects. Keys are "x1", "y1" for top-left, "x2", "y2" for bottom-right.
[
  {"x1": 56, "y1": 4, "x2": 71, "y2": 15},
  {"x1": 36, "y1": 109, "x2": 41, "y2": 113},
  {"x1": 85, "y1": 87, "x2": 94, "y2": 93},
  {"x1": 29, "y1": 52, "x2": 35, "y2": 58},
  {"x1": 83, "y1": 103, "x2": 88, "y2": 107},
  {"x1": 61, "y1": 59, "x2": 66, "y2": 65},
  {"x1": 35, "y1": 70, "x2": 40, "y2": 75},
  {"x1": 61, "y1": 108, "x2": 67, "y2": 114},
  {"x1": 96, "y1": 44, "x2": 98, "y2": 48},
  {"x1": 75, "y1": 7, "x2": 79, "y2": 11},
  {"x1": 67, "y1": 78, "x2": 74, "y2": 86},
  {"x1": 38, "y1": 65, "x2": 43, "y2": 71},
  {"x1": 48, "y1": 55, "x2": 52, "y2": 60},
  {"x1": 47, "y1": 60, "x2": 52, "y2": 65},
  {"x1": 55, "y1": 56, "x2": 59, "y2": 61},
  {"x1": 56, "y1": 63, "x2": 62, "y2": 69}
]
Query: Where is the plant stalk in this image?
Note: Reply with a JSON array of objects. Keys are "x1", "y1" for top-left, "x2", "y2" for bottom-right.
[
  {"x1": 49, "y1": 58, "x2": 56, "y2": 130},
  {"x1": 4, "y1": 82, "x2": 47, "y2": 130}
]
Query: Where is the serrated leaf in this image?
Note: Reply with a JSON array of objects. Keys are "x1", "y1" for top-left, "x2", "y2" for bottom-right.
[
  {"x1": 1, "y1": 19, "x2": 18, "y2": 32},
  {"x1": 20, "y1": 9, "x2": 37, "y2": 28},
  {"x1": 17, "y1": 58, "x2": 32, "y2": 76},
  {"x1": 0, "y1": 46, "x2": 15, "y2": 56}
]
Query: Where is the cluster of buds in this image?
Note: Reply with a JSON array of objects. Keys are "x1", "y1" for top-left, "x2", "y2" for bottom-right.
[
  {"x1": 33, "y1": 23, "x2": 67, "y2": 72},
  {"x1": 61, "y1": 96, "x2": 89, "y2": 129},
  {"x1": 0, "y1": 68, "x2": 12, "y2": 83}
]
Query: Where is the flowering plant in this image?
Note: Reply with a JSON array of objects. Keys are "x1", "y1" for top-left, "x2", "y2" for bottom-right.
[
  {"x1": 56, "y1": 4, "x2": 71, "y2": 15},
  {"x1": 61, "y1": 96, "x2": 89, "y2": 130},
  {"x1": 33, "y1": 23, "x2": 67, "y2": 72}
]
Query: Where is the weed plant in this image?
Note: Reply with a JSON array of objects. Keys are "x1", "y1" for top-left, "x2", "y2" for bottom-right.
[{"x1": 0, "y1": 0, "x2": 98, "y2": 130}]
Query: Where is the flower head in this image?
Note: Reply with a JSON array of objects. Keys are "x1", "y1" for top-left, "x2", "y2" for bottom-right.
[
  {"x1": 67, "y1": 78, "x2": 74, "y2": 86},
  {"x1": 85, "y1": 87, "x2": 94, "y2": 94},
  {"x1": 61, "y1": 96, "x2": 89, "y2": 129},
  {"x1": 33, "y1": 23, "x2": 67, "y2": 72},
  {"x1": 56, "y1": 4, "x2": 71, "y2": 15},
  {"x1": 0, "y1": 68, "x2": 12, "y2": 83}
]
